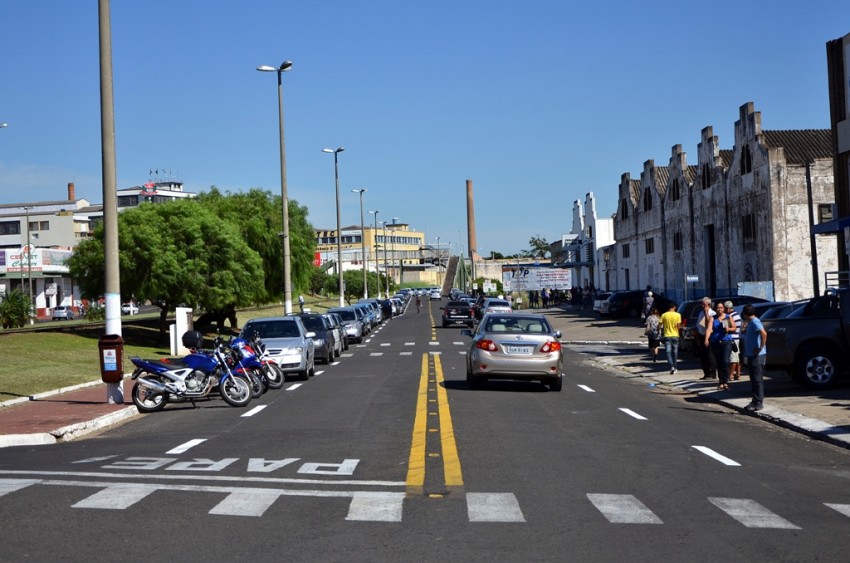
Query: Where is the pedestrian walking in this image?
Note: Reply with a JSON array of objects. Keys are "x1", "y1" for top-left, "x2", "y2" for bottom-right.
[
  {"x1": 660, "y1": 302, "x2": 682, "y2": 374},
  {"x1": 741, "y1": 303, "x2": 767, "y2": 411},
  {"x1": 415, "y1": 295, "x2": 421, "y2": 313},
  {"x1": 643, "y1": 291, "x2": 654, "y2": 321},
  {"x1": 705, "y1": 302, "x2": 735, "y2": 390},
  {"x1": 644, "y1": 307, "x2": 663, "y2": 362},
  {"x1": 298, "y1": 294, "x2": 305, "y2": 313}
]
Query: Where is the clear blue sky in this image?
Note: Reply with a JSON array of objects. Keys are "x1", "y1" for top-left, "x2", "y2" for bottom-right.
[{"x1": 1, "y1": 1, "x2": 847, "y2": 255}]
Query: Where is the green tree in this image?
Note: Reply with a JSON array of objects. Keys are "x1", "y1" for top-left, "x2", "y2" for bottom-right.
[
  {"x1": 69, "y1": 200, "x2": 265, "y2": 335},
  {"x1": 528, "y1": 235, "x2": 550, "y2": 258},
  {"x1": 0, "y1": 288, "x2": 31, "y2": 329},
  {"x1": 196, "y1": 188, "x2": 317, "y2": 300}
]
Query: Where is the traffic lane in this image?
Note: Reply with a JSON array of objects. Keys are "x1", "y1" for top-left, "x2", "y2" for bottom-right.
[{"x1": 439, "y1": 346, "x2": 850, "y2": 559}]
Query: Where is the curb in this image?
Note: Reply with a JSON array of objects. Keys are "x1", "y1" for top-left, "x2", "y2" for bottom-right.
[{"x1": 0, "y1": 406, "x2": 139, "y2": 448}]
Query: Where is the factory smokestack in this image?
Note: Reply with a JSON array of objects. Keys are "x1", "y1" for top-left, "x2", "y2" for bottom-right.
[{"x1": 466, "y1": 179, "x2": 477, "y2": 260}]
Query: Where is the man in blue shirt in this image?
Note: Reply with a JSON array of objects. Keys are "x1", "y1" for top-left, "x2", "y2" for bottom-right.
[{"x1": 741, "y1": 304, "x2": 768, "y2": 412}]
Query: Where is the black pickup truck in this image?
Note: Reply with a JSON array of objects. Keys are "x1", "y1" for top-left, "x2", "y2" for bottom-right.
[{"x1": 763, "y1": 289, "x2": 850, "y2": 389}]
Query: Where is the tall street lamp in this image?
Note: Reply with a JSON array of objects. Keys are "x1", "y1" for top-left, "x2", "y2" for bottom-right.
[
  {"x1": 323, "y1": 147, "x2": 345, "y2": 306},
  {"x1": 257, "y1": 60, "x2": 294, "y2": 314},
  {"x1": 351, "y1": 188, "x2": 368, "y2": 299},
  {"x1": 369, "y1": 210, "x2": 380, "y2": 298},
  {"x1": 381, "y1": 221, "x2": 390, "y2": 297},
  {"x1": 23, "y1": 206, "x2": 34, "y2": 324}
]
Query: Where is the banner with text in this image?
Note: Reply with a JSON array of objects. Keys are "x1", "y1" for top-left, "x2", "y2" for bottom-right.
[{"x1": 502, "y1": 266, "x2": 572, "y2": 292}]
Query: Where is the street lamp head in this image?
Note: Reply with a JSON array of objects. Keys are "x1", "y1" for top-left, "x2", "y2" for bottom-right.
[
  {"x1": 257, "y1": 61, "x2": 293, "y2": 73},
  {"x1": 323, "y1": 147, "x2": 345, "y2": 154},
  {"x1": 352, "y1": 188, "x2": 367, "y2": 194},
  {"x1": 0, "y1": 123, "x2": 7, "y2": 128}
]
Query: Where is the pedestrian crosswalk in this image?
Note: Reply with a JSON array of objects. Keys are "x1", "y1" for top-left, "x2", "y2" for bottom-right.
[{"x1": 0, "y1": 477, "x2": 843, "y2": 529}]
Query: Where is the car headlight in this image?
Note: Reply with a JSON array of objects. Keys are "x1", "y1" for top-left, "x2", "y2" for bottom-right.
[
  {"x1": 314, "y1": 338, "x2": 326, "y2": 346},
  {"x1": 284, "y1": 347, "x2": 304, "y2": 354}
]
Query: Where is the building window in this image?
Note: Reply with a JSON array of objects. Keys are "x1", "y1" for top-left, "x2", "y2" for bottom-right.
[
  {"x1": 740, "y1": 145, "x2": 753, "y2": 175},
  {"x1": 818, "y1": 203, "x2": 835, "y2": 223},
  {"x1": 1, "y1": 221, "x2": 21, "y2": 235},
  {"x1": 603, "y1": 248, "x2": 610, "y2": 262},
  {"x1": 673, "y1": 231, "x2": 683, "y2": 251},
  {"x1": 622, "y1": 244, "x2": 630, "y2": 259},
  {"x1": 621, "y1": 199, "x2": 629, "y2": 220},
  {"x1": 643, "y1": 187, "x2": 652, "y2": 211},
  {"x1": 670, "y1": 179, "x2": 680, "y2": 201},
  {"x1": 742, "y1": 213, "x2": 756, "y2": 251},
  {"x1": 645, "y1": 237, "x2": 655, "y2": 254},
  {"x1": 701, "y1": 164, "x2": 711, "y2": 189}
]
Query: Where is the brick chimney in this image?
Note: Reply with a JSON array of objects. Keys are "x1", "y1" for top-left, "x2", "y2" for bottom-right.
[{"x1": 67, "y1": 182, "x2": 76, "y2": 201}]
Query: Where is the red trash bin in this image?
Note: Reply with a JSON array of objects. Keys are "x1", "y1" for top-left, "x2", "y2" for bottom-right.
[{"x1": 98, "y1": 334, "x2": 124, "y2": 383}]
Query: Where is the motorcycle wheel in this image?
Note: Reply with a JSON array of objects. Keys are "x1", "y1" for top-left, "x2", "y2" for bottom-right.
[
  {"x1": 264, "y1": 363, "x2": 285, "y2": 390},
  {"x1": 132, "y1": 378, "x2": 168, "y2": 413},
  {"x1": 220, "y1": 375, "x2": 252, "y2": 407},
  {"x1": 246, "y1": 371, "x2": 264, "y2": 398}
]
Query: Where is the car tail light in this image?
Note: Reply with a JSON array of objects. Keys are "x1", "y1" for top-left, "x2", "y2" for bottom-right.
[
  {"x1": 476, "y1": 339, "x2": 497, "y2": 351},
  {"x1": 540, "y1": 341, "x2": 561, "y2": 353}
]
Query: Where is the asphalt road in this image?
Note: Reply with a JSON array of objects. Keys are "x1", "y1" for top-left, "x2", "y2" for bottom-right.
[{"x1": 1, "y1": 299, "x2": 849, "y2": 561}]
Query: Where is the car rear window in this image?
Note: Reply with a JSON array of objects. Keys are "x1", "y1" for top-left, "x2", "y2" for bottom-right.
[
  {"x1": 244, "y1": 320, "x2": 301, "y2": 339},
  {"x1": 486, "y1": 300, "x2": 510, "y2": 307}
]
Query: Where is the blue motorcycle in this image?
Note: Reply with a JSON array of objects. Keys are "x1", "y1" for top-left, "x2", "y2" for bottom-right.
[{"x1": 129, "y1": 337, "x2": 252, "y2": 412}]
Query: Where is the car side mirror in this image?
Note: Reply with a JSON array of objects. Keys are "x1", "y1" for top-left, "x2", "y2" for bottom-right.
[
  {"x1": 554, "y1": 330, "x2": 562, "y2": 339},
  {"x1": 460, "y1": 329, "x2": 472, "y2": 337}
]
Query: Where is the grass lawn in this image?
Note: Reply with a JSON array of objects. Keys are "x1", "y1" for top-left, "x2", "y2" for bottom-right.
[{"x1": 0, "y1": 296, "x2": 343, "y2": 402}]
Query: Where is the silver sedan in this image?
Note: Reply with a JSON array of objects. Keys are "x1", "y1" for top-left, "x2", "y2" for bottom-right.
[{"x1": 461, "y1": 313, "x2": 564, "y2": 391}]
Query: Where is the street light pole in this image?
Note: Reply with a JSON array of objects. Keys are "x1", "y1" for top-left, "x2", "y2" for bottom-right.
[
  {"x1": 352, "y1": 188, "x2": 368, "y2": 299},
  {"x1": 369, "y1": 210, "x2": 380, "y2": 298},
  {"x1": 257, "y1": 60, "x2": 294, "y2": 314},
  {"x1": 381, "y1": 221, "x2": 389, "y2": 297},
  {"x1": 23, "y1": 206, "x2": 34, "y2": 324},
  {"x1": 323, "y1": 147, "x2": 346, "y2": 306}
]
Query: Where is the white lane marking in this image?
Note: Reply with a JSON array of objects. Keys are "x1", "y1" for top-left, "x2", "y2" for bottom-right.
[
  {"x1": 459, "y1": 351, "x2": 466, "y2": 355},
  {"x1": 356, "y1": 345, "x2": 367, "y2": 348},
  {"x1": 429, "y1": 342, "x2": 440, "y2": 346},
  {"x1": 380, "y1": 343, "x2": 391, "y2": 347},
  {"x1": 366, "y1": 339, "x2": 373, "y2": 343},
  {"x1": 587, "y1": 494, "x2": 662, "y2": 524},
  {"x1": 241, "y1": 405, "x2": 268, "y2": 418},
  {"x1": 166, "y1": 439, "x2": 207, "y2": 455},
  {"x1": 74, "y1": 483, "x2": 157, "y2": 509},
  {"x1": 330, "y1": 361, "x2": 341, "y2": 365},
  {"x1": 0, "y1": 479, "x2": 39, "y2": 497},
  {"x1": 0, "y1": 472, "x2": 406, "y2": 487},
  {"x1": 708, "y1": 498, "x2": 800, "y2": 529},
  {"x1": 405, "y1": 342, "x2": 415, "y2": 346},
  {"x1": 72, "y1": 456, "x2": 120, "y2": 464},
  {"x1": 618, "y1": 408, "x2": 647, "y2": 421},
  {"x1": 370, "y1": 353, "x2": 384, "y2": 357},
  {"x1": 825, "y1": 503, "x2": 850, "y2": 518},
  {"x1": 341, "y1": 353, "x2": 354, "y2": 357},
  {"x1": 286, "y1": 383, "x2": 303, "y2": 391},
  {"x1": 210, "y1": 488, "x2": 283, "y2": 517},
  {"x1": 453, "y1": 341, "x2": 464, "y2": 346},
  {"x1": 577, "y1": 385, "x2": 595, "y2": 392},
  {"x1": 399, "y1": 352, "x2": 413, "y2": 356},
  {"x1": 692, "y1": 446, "x2": 741, "y2": 467},
  {"x1": 313, "y1": 370, "x2": 325, "y2": 376},
  {"x1": 429, "y1": 351, "x2": 442, "y2": 355},
  {"x1": 346, "y1": 491, "x2": 405, "y2": 522},
  {"x1": 467, "y1": 492, "x2": 526, "y2": 522}
]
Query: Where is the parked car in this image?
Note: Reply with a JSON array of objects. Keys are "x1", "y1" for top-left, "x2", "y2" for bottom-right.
[
  {"x1": 593, "y1": 292, "x2": 612, "y2": 315},
  {"x1": 121, "y1": 302, "x2": 139, "y2": 315},
  {"x1": 327, "y1": 307, "x2": 366, "y2": 343},
  {"x1": 357, "y1": 299, "x2": 384, "y2": 324},
  {"x1": 429, "y1": 289, "x2": 442, "y2": 300},
  {"x1": 763, "y1": 289, "x2": 850, "y2": 389},
  {"x1": 240, "y1": 316, "x2": 315, "y2": 380},
  {"x1": 441, "y1": 300, "x2": 475, "y2": 328},
  {"x1": 461, "y1": 313, "x2": 564, "y2": 391},
  {"x1": 474, "y1": 298, "x2": 513, "y2": 320},
  {"x1": 297, "y1": 313, "x2": 338, "y2": 364},
  {"x1": 322, "y1": 313, "x2": 346, "y2": 356},
  {"x1": 52, "y1": 306, "x2": 75, "y2": 321}
]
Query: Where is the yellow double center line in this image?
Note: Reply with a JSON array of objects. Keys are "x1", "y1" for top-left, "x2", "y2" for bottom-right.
[{"x1": 406, "y1": 352, "x2": 463, "y2": 495}]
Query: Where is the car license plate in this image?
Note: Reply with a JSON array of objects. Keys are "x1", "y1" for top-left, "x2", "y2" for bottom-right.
[{"x1": 505, "y1": 345, "x2": 532, "y2": 355}]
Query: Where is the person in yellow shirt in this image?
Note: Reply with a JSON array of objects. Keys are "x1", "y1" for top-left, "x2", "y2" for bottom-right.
[{"x1": 660, "y1": 302, "x2": 682, "y2": 374}]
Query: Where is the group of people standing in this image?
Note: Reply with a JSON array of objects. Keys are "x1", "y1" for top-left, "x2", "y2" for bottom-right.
[{"x1": 645, "y1": 296, "x2": 768, "y2": 413}]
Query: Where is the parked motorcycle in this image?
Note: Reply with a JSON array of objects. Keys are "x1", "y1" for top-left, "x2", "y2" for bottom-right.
[
  {"x1": 240, "y1": 332, "x2": 285, "y2": 390},
  {"x1": 129, "y1": 336, "x2": 252, "y2": 413}
]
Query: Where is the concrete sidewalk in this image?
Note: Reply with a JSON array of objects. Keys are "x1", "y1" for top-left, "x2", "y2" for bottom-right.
[{"x1": 541, "y1": 304, "x2": 850, "y2": 450}]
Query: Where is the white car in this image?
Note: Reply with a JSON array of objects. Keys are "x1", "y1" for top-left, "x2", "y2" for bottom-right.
[
  {"x1": 429, "y1": 290, "x2": 441, "y2": 300},
  {"x1": 121, "y1": 302, "x2": 139, "y2": 315}
]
